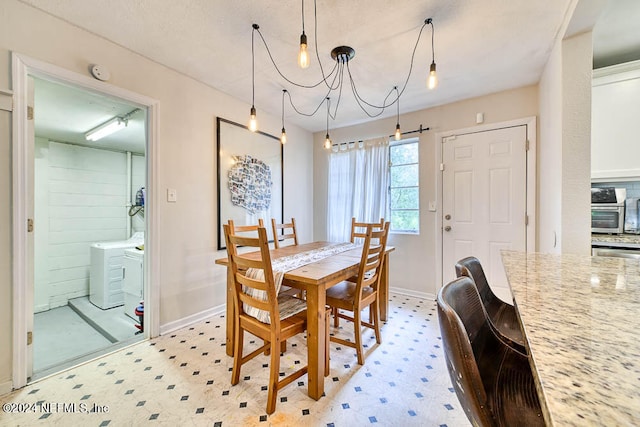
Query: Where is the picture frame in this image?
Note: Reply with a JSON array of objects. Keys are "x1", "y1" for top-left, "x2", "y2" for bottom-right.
[{"x1": 216, "y1": 117, "x2": 283, "y2": 250}]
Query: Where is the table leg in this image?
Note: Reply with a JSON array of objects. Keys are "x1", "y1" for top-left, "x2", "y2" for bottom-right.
[
  {"x1": 379, "y1": 253, "x2": 390, "y2": 322},
  {"x1": 306, "y1": 284, "x2": 326, "y2": 400},
  {"x1": 225, "y1": 266, "x2": 234, "y2": 357}
]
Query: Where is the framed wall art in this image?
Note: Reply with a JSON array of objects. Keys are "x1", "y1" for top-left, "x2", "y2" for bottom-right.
[{"x1": 216, "y1": 117, "x2": 283, "y2": 249}]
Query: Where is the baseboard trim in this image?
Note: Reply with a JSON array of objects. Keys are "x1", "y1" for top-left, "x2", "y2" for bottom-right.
[
  {"x1": 159, "y1": 304, "x2": 226, "y2": 335},
  {"x1": 0, "y1": 379, "x2": 13, "y2": 396},
  {"x1": 389, "y1": 287, "x2": 436, "y2": 301}
]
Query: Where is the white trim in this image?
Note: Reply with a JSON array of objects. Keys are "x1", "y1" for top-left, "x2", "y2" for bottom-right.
[
  {"x1": 11, "y1": 52, "x2": 160, "y2": 389},
  {"x1": 159, "y1": 304, "x2": 226, "y2": 336},
  {"x1": 593, "y1": 59, "x2": 640, "y2": 81},
  {"x1": 591, "y1": 169, "x2": 640, "y2": 181},
  {"x1": 434, "y1": 117, "x2": 537, "y2": 296},
  {"x1": 11, "y1": 54, "x2": 29, "y2": 390}
]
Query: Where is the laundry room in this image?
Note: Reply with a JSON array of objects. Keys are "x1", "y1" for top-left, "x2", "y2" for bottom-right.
[{"x1": 31, "y1": 76, "x2": 147, "y2": 378}]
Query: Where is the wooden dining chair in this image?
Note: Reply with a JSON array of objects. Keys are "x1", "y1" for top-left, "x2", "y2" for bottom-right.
[
  {"x1": 334, "y1": 217, "x2": 386, "y2": 326},
  {"x1": 350, "y1": 217, "x2": 385, "y2": 243},
  {"x1": 437, "y1": 276, "x2": 543, "y2": 426},
  {"x1": 326, "y1": 222, "x2": 390, "y2": 365},
  {"x1": 455, "y1": 256, "x2": 526, "y2": 355},
  {"x1": 271, "y1": 218, "x2": 298, "y2": 249},
  {"x1": 223, "y1": 224, "x2": 311, "y2": 414}
]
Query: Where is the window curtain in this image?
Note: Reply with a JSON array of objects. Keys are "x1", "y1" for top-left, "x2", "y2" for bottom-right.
[{"x1": 327, "y1": 137, "x2": 389, "y2": 242}]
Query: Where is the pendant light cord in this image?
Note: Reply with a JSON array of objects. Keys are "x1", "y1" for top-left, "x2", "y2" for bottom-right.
[
  {"x1": 281, "y1": 89, "x2": 286, "y2": 128},
  {"x1": 251, "y1": 11, "x2": 435, "y2": 125},
  {"x1": 301, "y1": 0, "x2": 305, "y2": 34},
  {"x1": 395, "y1": 86, "x2": 400, "y2": 125},
  {"x1": 429, "y1": 18, "x2": 435, "y2": 63},
  {"x1": 251, "y1": 25, "x2": 256, "y2": 106}
]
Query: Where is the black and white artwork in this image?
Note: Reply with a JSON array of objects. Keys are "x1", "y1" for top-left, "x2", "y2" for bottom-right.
[
  {"x1": 216, "y1": 117, "x2": 283, "y2": 249},
  {"x1": 227, "y1": 155, "x2": 272, "y2": 213}
]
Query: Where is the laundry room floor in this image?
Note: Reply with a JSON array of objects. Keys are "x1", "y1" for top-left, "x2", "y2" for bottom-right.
[{"x1": 33, "y1": 298, "x2": 143, "y2": 380}]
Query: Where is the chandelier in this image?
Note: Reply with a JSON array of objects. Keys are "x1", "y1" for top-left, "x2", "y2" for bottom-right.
[{"x1": 248, "y1": 0, "x2": 438, "y2": 148}]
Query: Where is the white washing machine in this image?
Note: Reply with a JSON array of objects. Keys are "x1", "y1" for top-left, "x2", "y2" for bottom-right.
[
  {"x1": 123, "y1": 248, "x2": 144, "y2": 321},
  {"x1": 89, "y1": 232, "x2": 144, "y2": 309}
]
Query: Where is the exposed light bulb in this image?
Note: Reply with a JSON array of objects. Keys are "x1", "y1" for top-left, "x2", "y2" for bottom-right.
[
  {"x1": 427, "y1": 62, "x2": 438, "y2": 90},
  {"x1": 324, "y1": 133, "x2": 331, "y2": 149},
  {"x1": 298, "y1": 32, "x2": 310, "y2": 69},
  {"x1": 281, "y1": 128, "x2": 287, "y2": 144},
  {"x1": 395, "y1": 124, "x2": 401, "y2": 141},
  {"x1": 249, "y1": 106, "x2": 257, "y2": 132}
]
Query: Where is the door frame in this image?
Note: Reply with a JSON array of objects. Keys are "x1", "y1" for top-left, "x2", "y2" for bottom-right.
[
  {"x1": 11, "y1": 52, "x2": 160, "y2": 389},
  {"x1": 434, "y1": 116, "x2": 537, "y2": 293}
]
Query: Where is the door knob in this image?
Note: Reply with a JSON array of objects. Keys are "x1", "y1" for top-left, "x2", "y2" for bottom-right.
[
  {"x1": 444, "y1": 214, "x2": 451, "y2": 220},
  {"x1": 444, "y1": 226, "x2": 452, "y2": 232}
]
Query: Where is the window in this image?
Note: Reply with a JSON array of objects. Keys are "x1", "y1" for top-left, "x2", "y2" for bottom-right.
[{"x1": 389, "y1": 138, "x2": 419, "y2": 233}]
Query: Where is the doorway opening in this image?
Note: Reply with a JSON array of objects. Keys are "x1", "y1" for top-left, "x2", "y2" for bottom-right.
[
  {"x1": 12, "y1": 53, "x2": 159, "y2": 389},
  {"x1": 31, "y1": 77, "x2": 147, "y2": 379}
]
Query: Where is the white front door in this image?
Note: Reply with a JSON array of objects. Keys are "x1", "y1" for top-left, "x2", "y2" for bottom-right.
[{"x1": 441, "y1": 125, "x2": 528, "y2": 302}]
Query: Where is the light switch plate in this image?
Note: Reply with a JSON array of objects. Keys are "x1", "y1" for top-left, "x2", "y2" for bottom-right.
[
  {"x1": 167, "y1": 188, "x2": 177, "y2": 202},
  {"x1": 428, "y1": 201, "x2": 437, "y2": 212}
]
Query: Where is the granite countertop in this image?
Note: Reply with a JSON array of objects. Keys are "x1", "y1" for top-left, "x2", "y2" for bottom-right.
[
  {"x1": 592, "y1": 233, "x2": 640, "y2": 248},
  {"x1": 501, "y1": 251, "x2": 640, "y2": 427}
]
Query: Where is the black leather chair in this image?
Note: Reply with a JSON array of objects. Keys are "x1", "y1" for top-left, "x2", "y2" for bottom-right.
[
  {"x1": 455, "y1": 256, "x2": 526, "y2": 354},
  {"x1": 437, "y1": 277, "x2": 544, "y2": 427}
]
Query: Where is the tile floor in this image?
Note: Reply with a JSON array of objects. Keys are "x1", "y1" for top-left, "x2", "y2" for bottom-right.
[{"x1": 1, "y1": 294, "x2": 471, "y2": 426}]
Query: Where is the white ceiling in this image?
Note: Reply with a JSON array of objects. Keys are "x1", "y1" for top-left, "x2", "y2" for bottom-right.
[
  {"x1": 23, "y1": 0, "x2": 640, "y2": 152},
  {"x1": 34, "y1": 78, "x2": 147, "y2": 153}
]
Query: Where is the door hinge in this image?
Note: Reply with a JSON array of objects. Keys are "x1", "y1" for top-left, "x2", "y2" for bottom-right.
[
  {"x1": 27, "y1": 218, "x2": 34, "y2": 233},
  {"x1": 525, "y1": 214, "x2": 529, "y2": 226},
  {"x1": 27, "y1": 331, "x2": 33, "y2": 345},
  {"x1": 525, "y1": 140, "x2": 530, "y2": 151},
  {"x1": 27, "y1": 106, "x2": 34, "y2": 120},
  {"x1": 440, "y1": 163, "x2": 445, "y2": 171}
]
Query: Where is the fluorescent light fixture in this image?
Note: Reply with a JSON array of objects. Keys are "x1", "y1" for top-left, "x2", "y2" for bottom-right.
[{"x1": 85, "y1": 116, "x2": 127, "y2": 141}]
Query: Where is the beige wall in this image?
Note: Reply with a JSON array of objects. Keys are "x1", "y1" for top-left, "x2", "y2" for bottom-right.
[
  {"x1": 538, "y1": 29, "x2": 593, "y2": 255},
  {"x1": 561, "y1": 32, "x2": 593, "y2": 254},
  {"x1": 539, "y1": 33, "x2": 564, "y2": 254},
  {"x1": 313, "y1": 86, "x2": 539, "y2": 298},
  {"x1": 0, "y1": 0, "x2": 314, "y2": 393}
]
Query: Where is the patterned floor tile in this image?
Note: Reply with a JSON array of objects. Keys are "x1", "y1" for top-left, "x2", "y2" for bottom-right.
[{"x1": 0, "y1": 294, "x2": 471, "y2": 426}]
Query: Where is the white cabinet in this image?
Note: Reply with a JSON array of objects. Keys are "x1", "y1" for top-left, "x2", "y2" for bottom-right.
[{"x1": 592, "y1": 60, "x2": 640, "y2": 181}]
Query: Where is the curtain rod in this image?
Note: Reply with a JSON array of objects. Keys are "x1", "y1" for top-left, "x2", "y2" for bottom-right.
[{"x1": 331, "y1": 124, "x2": 430, "y2": 148}]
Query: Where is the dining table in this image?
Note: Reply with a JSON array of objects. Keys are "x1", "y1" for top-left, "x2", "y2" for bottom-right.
[
  {"x1": 501, "y1": 250, "x2": 640, "y2": 426},
  {"x1": 215, "y1": 241, "x2": 394, "y2": 400}
]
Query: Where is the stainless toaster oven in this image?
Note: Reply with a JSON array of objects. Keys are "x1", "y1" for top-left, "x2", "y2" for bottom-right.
[{"x1": 591, "y1": 187, "x2": 626, "y2": 234}]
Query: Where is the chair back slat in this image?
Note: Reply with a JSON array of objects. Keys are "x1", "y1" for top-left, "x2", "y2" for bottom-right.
[
  {"x1": 228, "y1": 218, "x2": 265, "y2": 235},
  {"x1": 350, "y1": 217, "x2": 385, "y2": 243},
  {"x1": 271, "y1": 218, "x2": 298, "y2": 249}
]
